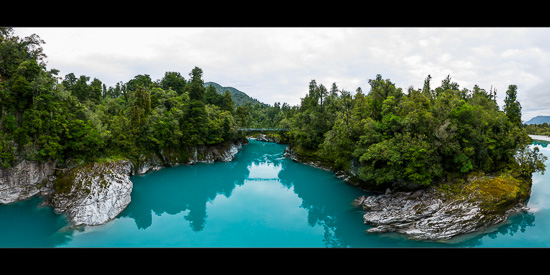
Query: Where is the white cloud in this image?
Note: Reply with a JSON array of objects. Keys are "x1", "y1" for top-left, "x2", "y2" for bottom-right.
[{"x1": 11, "y1": 27, "x2": 550, "y2": 114}]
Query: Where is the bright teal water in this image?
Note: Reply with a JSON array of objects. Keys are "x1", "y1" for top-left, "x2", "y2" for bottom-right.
[{"x1": 1, "y1": 139, "x2": 550, "y2": 247}]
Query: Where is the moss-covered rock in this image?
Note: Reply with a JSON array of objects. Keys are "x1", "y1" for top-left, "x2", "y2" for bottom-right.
[
  {"x1": 353, "y1": 172, "x2": 532, "y2": 241},
  {"x1": 457, "y1": 173, "x2": 531, "y2": 214}
]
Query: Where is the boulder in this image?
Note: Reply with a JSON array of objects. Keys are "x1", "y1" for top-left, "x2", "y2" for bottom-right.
[{"x1": 46, "y1": 159, "x2": 133, "y2": 226}]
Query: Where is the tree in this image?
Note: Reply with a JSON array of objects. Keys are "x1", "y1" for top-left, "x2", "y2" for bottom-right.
[
  {"x1": 0, "y1": 28, "x2": 46, "y2": 81},
  {"x1": 330, "y1": 82, "x2": 339, "y2": 96},
  {"x1": 235, "y1": 105, "x2": 249, "y2": 127},
  {"x1": 187, "y1": 67, "x2": 205, "y2": 101},
  {"x1": 160, "y1": 71, "x2": 186, "y2": 95},
  {"x1": 367, "y1": 74, "x2": 402, "y2": 121},
  {"x1": 504, "y1": 84, "x2": 522, "y2": 125},
  {"x1": 436, "y1": 75, "x2": 459, "y2": 94},
  {"x1": 205, "y1": 84, "x2": 223, "y2": 106},
  {"x1": 515, "y1": 145, "x2": 547, "y2": 178},
  {"x1": 180, "y1": 67, "x2": 208, "y2": 145},
  {"x1": 422, "y1": 74, "x2": 432, "y2": 98},
  {"x1": 318, "y1": 83, "x2": 328, "y2": 107},
  {"x1": 126, "y1": 74, "x2": 153, "y2": 92},
  {"x1": 89, "y1": 78, "x2": 102, "y2": 103},
  {"x1": 222, "y1": 90, "x2": 234, "y2": 113}
]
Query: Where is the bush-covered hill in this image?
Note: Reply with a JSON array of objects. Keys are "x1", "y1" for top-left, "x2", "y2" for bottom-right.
[{"x1": 203, "y1": 82, "x2": 267, "y2": 107}]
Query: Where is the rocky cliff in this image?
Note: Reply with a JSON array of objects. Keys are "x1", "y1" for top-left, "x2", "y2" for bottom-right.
[
  {"x1": 0, "y1": 160, "x2": 57, "y2": 204},
  {"x1": 133, "y1": 139, "x2": 247, "y2": 175},
  {"x1": 46, "y1": 139, "x2": 246, "y2": 226}
]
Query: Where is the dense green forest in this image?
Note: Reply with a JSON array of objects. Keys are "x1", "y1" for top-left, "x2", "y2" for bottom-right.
[
  {"x1": 0, "y1": 28, "x2": 545, "y2": 190},
  {"x1": 0, "y1": 28, "x2": 243, "y2": 168},
  {"x1": 525, "y1": 123, "x2": 550, "y2": 137},
  {"x1": 248, "y1": 75, "x2": 546, "y2": 187}
]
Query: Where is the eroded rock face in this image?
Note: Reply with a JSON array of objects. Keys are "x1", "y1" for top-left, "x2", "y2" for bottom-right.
[
  {"x1": 0, "y1": 160, "x2": 57, "y2": 204},
  {"x1": 188, "y1": 142, "x2": 244, "y2": 164},
  {"x1": 46, "y1": 159, "x2": 133, "y2": 226},
  {"x1": 353, "y1": 175, "x2": 531, "y2": 241},
  {"x1": 135, "y1": 140, "x2": 246, "y2": 175}
]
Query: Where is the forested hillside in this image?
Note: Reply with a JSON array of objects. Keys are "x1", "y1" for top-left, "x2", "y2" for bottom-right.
[
  {"x1": 0, "y1": 28, "x2": 243, "y2": 168},
  {"x1": 203, "y1": 82, "x2": 266, "y2": 107},
  {"x1": 252, "y1": 76, "x2": 546, "y2": 188}
]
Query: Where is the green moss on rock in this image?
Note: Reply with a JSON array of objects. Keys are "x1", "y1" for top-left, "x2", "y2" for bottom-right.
[{"x1": 438, "y1": 172, "x2": 531, "y2": 215}]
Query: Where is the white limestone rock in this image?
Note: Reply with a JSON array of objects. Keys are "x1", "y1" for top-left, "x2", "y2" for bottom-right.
[
  {"x1": 353, "y1": 184, "x2": 528, "y2": 241},
  {"x1": 0, "y1": 160, "x2": 57, "y2": 204},
  {"x1": 47, "y1": 159, "x2": 133, "y2": 226}
]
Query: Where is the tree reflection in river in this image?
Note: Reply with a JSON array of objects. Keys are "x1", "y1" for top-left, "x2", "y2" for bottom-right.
[
  {"x1": 79, "y1": 140, "x2": 544, "y2": 247},
  {"x1": 119, "y1": 140, "x2": 369, "y2": 247},
  {"x1": 1, "y1": 139, "x2": 547, "y2": 247},
  {"x1": 120, "y1": 148, "x2": 251, "y2": 231}
]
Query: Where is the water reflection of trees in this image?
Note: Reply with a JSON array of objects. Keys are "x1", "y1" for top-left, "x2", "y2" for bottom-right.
[
  {"x1": 278, "y1": 152, "x2": 538, "y2": 247},
  {"x1": 3, "y1": 139, "x2": 543, "y2": 247},
  {"x1": 116, "y1": 138, "x2": 542, "y2": 246},
  {"x1": 121, "y1": 155, "x2": 249, "y2": 231},
  {"x1": 120, "y1": 141, "x2": 288, "y2": 232},
  {"x1": 72, "y1": 139, "x2": 540, "y2": 247},
  {"x1": 278, "y1": 157, "x2": 371, "y2": 247}
]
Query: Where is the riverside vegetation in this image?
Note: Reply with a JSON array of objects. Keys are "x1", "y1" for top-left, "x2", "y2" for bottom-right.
[
  {"x1": 0, "y1": 28, "x2": 547, "y2": 240},
  {"x1": 0, "y1": 28, "x2": 248, "y2": 225},
  {"x1": 0, "y1": 28, "x2": 243, "y2": 169}
]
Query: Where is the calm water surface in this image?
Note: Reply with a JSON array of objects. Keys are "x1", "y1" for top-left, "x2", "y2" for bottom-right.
[{"x1": 2, "y1": 139, "x2": 550, "y2": 247}]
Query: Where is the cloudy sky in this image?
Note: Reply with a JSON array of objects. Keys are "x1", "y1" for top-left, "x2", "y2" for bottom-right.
[{"x1": 12, "y1": 27, "x2": 550, "y2": 121}]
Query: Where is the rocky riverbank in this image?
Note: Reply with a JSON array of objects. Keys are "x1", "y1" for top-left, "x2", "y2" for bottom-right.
[
  {"x1": 282, "y1": 146, "x2": 331, "y2": 171},
  {"x1": 0, "y1": 139, "x2": 246, "y2": 227},
  {"x1": 133, "y1": 139, "x2": 247, "y2": 175},
  {"x1": 282, "y1": 145, "x2": 380, "y2": 191},
  {"x1": 0, "y1": 160, "x2": 57, "y2": 204},
  {"x1": 283, "y1": 144, "x2": 533, "y2": 242},
  {"x1": 352, "y1": 173, "x2": 531, "y2": 241}
]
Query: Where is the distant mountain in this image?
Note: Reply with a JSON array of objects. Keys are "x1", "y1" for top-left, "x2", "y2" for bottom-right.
[
  {"x1": 525, "y1": 116, "x2": 550, "y2": 125},
  {"x1": 203, "y1": 82, "x2": 267, "y2": 107}
]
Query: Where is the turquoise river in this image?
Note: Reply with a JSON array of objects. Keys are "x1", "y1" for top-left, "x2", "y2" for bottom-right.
[{"x1": 1, "y1": 139, "x2": 550, "y2": 248}]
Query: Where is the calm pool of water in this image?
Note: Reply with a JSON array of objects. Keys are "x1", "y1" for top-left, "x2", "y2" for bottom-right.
[{"x1": 2, "y1": 139, "x2": 550, "y2": 247}]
